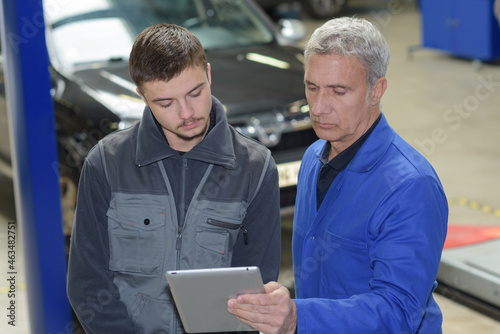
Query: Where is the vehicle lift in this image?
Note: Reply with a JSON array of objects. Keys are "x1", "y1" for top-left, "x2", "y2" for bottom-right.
[{"x1": 437, "y1": 224, "x2": 500, "y2": 320}]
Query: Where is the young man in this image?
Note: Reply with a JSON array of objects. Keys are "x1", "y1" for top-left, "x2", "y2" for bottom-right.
[
  {"x1": 228, "y1": 17, "x2": 448, "y2": 334},
  {"x1": 67, "y1": 24, "x2": 281, "y2": 333}
]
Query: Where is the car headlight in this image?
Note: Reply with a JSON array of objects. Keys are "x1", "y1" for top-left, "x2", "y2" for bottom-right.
[
  {"x1": 82, "y1": 86, "x2": 144, "y2": 130},
  {"x1": 118, "y1": 117, "x2": 140, "y2": 130}
]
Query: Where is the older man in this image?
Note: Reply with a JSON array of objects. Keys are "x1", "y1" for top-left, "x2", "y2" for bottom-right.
[{"x1": 228, "y1": 17, "x2": 448, "y2": 334}]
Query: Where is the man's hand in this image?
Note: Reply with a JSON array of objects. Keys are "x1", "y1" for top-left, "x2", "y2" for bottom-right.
[{"x1": 227, "y1": 281, "x2": 297, "y2": 334}]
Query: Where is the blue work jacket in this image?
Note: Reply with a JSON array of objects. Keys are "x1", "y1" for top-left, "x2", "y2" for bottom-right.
[{"x1": 292, "y1": 113, "x2": 448, "y2": 333}]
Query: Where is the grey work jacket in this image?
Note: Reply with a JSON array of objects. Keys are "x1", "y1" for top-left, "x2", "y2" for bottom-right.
[{"x1": 67, "y1": 97, "x2": 281, "y2": 333}]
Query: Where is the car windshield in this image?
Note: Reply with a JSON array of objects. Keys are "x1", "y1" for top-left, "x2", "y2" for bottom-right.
[{"x1": 44, "y1": 0, "x2": 274, "y2": 70}]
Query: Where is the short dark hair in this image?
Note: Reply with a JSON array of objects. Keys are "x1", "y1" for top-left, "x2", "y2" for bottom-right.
[{"x1": 129, "y1": 23, "x2": 207, "y2": 92}]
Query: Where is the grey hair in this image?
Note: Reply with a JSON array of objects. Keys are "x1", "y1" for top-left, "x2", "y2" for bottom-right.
[{"x1": 304, "y1": 17, "x2": 390, "y2": 88}]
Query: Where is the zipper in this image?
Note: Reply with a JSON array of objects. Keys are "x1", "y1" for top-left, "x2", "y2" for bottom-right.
[
  {"x1": 206, "y1": 218, "x2": 248, "y2": 245},
  {"x1": 175, "y1": 226, "x2": 182, "y2": 250},
  {"x1": 176, "y1": 158, "x2": 189, "y2": 251}
]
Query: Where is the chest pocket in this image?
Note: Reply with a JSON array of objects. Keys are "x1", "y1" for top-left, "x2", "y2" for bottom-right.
[
  {"x1": 107, "y1": 204, "x2": 167, "y2": 275},
  {"x1": 194, "y1": 217, "x2": 246, "y2": 268},
  {"x1": 319, "y1": 230, "x2": 371, "y2": 297}
]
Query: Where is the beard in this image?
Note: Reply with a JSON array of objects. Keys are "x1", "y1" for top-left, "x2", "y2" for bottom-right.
[{"x1": 175, "y1": 117, "x2": 210, "y2": 142}]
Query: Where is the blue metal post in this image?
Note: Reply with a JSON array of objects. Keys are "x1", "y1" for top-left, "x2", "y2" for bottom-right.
[{"x1": 0, "y1": 0, "x2": 73, "y2": 333}]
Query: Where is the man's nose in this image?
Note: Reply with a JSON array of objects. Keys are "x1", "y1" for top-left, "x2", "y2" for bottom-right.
[
  {"x1": 178, "y1": 100, "x2": 194, "y2": 119},
  {"x1": 310, "y1": 91, "x2": 329, "y2": 116}
]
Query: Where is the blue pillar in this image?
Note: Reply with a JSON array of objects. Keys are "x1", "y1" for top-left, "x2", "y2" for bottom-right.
[{"x1": 0, "y1": 0, "x2": 72, "y2": 333}]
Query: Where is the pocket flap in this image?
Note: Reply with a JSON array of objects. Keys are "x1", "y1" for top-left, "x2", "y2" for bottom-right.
[{"x1": 107, "y1": 204, "x2": 166, "y2": 231}]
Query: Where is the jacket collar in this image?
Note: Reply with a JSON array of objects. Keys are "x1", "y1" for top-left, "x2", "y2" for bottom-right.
[
  {"x1": 311, "y1": 113, "x2": 395, "y2": 173},
  {"x1": 135, "y1": 96, "x2": 236, "y2": 169}
]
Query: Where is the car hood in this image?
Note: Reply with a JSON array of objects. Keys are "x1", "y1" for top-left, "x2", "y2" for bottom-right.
[
  {"x1": 69, "y1": 43, "x2": 306, "y2": 122},
  {"x1": 207, "y1": 44, "x2": 306, "y2": 117}
]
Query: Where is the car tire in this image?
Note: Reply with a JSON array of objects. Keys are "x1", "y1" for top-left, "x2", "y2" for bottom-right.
[
  {"x1": 57, "y1": 138, "x2": 85, "y2": 252},
  {"x1": 300, "y1": 0, "x2": 347, "y2": 19},
  {"x1": 60, "y1": 173, "x2": 78, "y2": 247}
]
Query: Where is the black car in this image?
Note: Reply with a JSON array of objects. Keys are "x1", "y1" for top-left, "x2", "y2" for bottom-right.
[
  {"x1": 0, "y1": 0, "x2": 317, "y2": 237},
  {"x1": 255, "y1": 0, "x2": 347, "y2": 19}
]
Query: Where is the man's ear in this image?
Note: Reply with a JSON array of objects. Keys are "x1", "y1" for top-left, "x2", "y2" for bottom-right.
[
  {"x1": 370, "y1": 77, "x2": 387, "y2": 106},
  {"x1": 206, "y1": 63, "x2": 212, "y2": 85},
  {"x1": 136, "y1": 87, "x2": 148, "y2": 105}
]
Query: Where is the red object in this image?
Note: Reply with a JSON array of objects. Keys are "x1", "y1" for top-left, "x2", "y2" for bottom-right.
[{"x1": 444, "y1": 224, "x2": 500, "y2": 249}]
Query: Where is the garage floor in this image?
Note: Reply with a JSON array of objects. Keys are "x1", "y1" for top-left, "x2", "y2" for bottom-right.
[{"x1": 1, "y1": 1, "x2": 500, "y2": 333}]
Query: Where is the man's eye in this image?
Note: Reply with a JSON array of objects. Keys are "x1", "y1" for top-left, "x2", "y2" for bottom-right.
[
  {"x1": 307, "y1": 86, "x2": 317, "y2": 92},
  {"x1": 160, "y1": 102, "x2": 173, "y2": 109},
  {"x1": 334, "y1": 90, "x2": 346, "y2": 96},
  {"x1": 189, "y1": 90, "x2": 202, "y2": 98}
]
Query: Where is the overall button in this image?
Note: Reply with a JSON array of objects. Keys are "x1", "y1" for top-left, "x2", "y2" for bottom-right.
[{"x1": 144, "y1": 219, "x2": 150, "y2": 225}]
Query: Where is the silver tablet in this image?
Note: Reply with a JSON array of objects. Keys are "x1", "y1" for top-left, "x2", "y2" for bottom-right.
[{"x1": 165, "y1": 266, "x2": 264, "y2": 333}]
